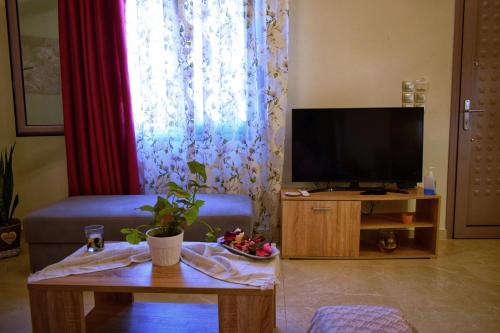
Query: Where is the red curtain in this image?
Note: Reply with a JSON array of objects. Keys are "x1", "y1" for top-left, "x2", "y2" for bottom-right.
[{"x1": 58, "y1": 0, "x2": 140, "y2": 195}]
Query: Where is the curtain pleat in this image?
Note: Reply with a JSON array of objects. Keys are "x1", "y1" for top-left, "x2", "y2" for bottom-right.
[{"x1": 59, "y1": 0, "x2": 140, "y2": 195}]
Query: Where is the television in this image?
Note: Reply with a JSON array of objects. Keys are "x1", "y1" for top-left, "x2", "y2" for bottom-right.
[{"x1": 292, "y1": 107, "x2": 424, "y2": 188}]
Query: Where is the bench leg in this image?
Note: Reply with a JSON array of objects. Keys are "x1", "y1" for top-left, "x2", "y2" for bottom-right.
[
  {"x1": 29, "y1": 288, "x2": 85, "y2": 333},
  {"x1": 218, "y1": 293, "x2": 275, "y2": 333},
  {"x1": 94, "y1": 292, "x2": 134, "y2": 307}
]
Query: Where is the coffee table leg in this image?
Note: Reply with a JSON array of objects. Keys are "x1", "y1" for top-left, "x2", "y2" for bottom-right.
[
  {"x1": 218, "y1": 293, "x2": 275, "y2": 333},
  {"x1": 94, "y1": 292, "x2": 134, "y2": 306},
  {"x1": 29, "y1": 288, "x2": 85, "y2": 333}
]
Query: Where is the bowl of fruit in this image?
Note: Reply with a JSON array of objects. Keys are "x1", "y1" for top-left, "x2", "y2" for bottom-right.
[{"x1": 217, "y1": 228, "x2": 279, "y2": 260}]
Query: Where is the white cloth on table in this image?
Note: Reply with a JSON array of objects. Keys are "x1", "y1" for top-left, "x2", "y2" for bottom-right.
[
  {"x1": 28, "y1": 242, "x2": 280, "y2": 290},
  {"x1": 180, "y1": 242, "x2": 280, "y2": 289},
  {"x1": 27, "y1": 242, "x2": 151, "y2": 283}
]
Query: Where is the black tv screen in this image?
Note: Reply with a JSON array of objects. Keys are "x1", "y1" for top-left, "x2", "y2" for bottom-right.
[{"x1": 292, "y1": 108, "x2": 424, "y2": 183}]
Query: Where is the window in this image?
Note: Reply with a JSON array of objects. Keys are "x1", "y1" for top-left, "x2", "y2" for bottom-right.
[{"x1": 126, "y1": 0, "x2": 249, "y2": 137}]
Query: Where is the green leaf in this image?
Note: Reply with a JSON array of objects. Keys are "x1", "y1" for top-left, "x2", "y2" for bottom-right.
[
  {"x1": 121, "y1": 228, "x2": 145, "y2": 245},
  {"x1": 188, "y1": 160, "x2": 207, "y2": 182},
  {"x1": 0, "y1": 144, "x2": 16, "y2": 226},
  {"x1": 120, "y1": 228, "x2": 133, "y2": 234},
  {"x1": 167, "y1": 182, "x2": 190, "y2": 198},
  {"x1": 166, "y1": 182, "x2": 184, "y2": 191},
  {"x1": 126, "y1": 232, "x2": 143, "y2": 245},
  {"x1": 184, "y1": 206, "x2": 199, "y2": 226},
  {"x1": 203, "y1": 224, "x2": 220, "y2": 242},
  {"x1": 194, "y1": 199, "x2": 205, "y2": 208},
  {"x1": 177, "y1": 199, "x2": 191, "y2": 205},
  {"x1": 153, "y1": 196, "x2": 167, "y2": 212},
  {"x1": 205, "y1": 231, "x2": 217, "y2": 242},
  {"x1": 158, "y1": 206, "x2": 174, "y2": 217},
  {"x1": 137, "y1": 205, "x2": 155, "y2": 213},
  {"x1": 9, "y1": 194, "x2": 18, "y2": 222}
]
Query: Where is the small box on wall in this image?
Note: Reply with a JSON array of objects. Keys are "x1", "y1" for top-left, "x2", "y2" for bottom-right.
[
  {"x1": 402, "y1": 78, "x2": 428, "y2": 111},
  {"x1": 402, "y1": 92, "x2": 414, "y2": 104}
]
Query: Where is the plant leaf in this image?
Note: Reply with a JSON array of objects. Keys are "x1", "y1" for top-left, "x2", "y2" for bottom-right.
[
  {"x1": 120, "y1": 228, "x2": 133, "y2": 234},
  {"x1": 166, "y1": 182, "x2": 184, "y2": 191},
  {"x1": 153, "y1": 196, "x2": 167, "y2": 212},
  {"x1": 9, "y1": 194, "x2": 18, "y2": 222},
  {"x1": 194, "y1": 199, "x2": 205, "y2": 208},
  {"x1": 158, "y1": 206, "x2": 174, "y2": 217},
  {"x1": 0, "y1": 144, "x2": 15, "y2": 226},
  {"x1": 126, "y1": 232, "x2": 143, "y2": 245},
  {"x1": 184, "y1": 206, "x2": 199, "y2": 226},
  {"x1": 137, "y1": 205, "x2": 155, "y2": 213},
  {"x1": 188, "y1": 160, "x2": 207, "y2": 182},
  {"x1": 121, "y1": 228, "x2": 145, "y2": 244},
  {"x1": 205, "y1": 226, "x2": 221, "y2": 242}
]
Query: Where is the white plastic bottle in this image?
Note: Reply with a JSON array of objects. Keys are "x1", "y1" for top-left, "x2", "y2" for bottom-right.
[{"x1": 423, "y1": 167, "x2": 436, "y2": 195}]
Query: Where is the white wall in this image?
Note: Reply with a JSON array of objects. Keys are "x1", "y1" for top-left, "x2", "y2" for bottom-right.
[{"x1": 285, "y1": 0, "x2": 455, "y2": 230}]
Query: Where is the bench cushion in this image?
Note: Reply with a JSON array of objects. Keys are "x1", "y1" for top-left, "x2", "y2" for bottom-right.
[
  {"x1": 308, "y1": 305, "x2": 416, "y2": 333},
  {"x1": 24, "y1": 194, "x2": 253, "y2": 244}
]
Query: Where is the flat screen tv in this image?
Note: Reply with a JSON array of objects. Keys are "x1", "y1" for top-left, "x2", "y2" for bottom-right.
[{"x1": 292, "y1": 107, "x2": 424, "y2": 186}]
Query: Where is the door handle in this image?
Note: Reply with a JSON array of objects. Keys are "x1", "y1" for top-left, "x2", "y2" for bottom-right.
[
  {"x1": 311, "y1": 207, "x2": 332, "y2": 211},
  {"x1": 464, "y1": 99, "x2": 485, "y2": 131}
]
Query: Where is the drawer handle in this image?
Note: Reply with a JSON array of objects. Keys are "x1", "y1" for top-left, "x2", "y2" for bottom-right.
[{"x1": 311, "y1": 207, "x2": 332, "y2": 211}]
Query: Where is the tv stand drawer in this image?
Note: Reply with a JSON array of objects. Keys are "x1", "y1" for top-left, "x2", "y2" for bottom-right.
[{"x1": 281, "y1": 201, "x2": 360, "y2": 257}]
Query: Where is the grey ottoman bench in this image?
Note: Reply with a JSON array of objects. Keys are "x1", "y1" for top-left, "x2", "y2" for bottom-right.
[{"x1": 24, "y1": 194, "x2": 253, "y2": 272}]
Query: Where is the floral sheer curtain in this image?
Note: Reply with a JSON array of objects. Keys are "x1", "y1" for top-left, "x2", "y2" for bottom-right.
[{"x1": 126, "y1": 0, "x2": 288, "y2": 233}]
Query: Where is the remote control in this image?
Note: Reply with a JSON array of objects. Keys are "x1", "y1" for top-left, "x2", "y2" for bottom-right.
[{"x1": 298, "y1": 189, "x2": 310, "y2": 197}]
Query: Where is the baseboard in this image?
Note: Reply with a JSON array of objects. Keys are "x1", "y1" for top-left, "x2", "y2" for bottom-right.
[{"x1": 439, "y1": 229, "x2": 447, "y2": 240}]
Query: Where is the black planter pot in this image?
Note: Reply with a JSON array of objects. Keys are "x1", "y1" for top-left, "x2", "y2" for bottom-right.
[{"x1": 0, "y1": 218, "x2": 21, "y2": 259}]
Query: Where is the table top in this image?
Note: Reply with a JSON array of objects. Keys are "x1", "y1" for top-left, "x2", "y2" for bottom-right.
[{"x1": 28, "y1": 261, "x2": 273, "y2": 296}]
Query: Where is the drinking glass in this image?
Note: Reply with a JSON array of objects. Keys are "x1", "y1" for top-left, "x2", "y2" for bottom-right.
[{"x1": 85, "y1": 225, "x2": 104, "y2": 252}]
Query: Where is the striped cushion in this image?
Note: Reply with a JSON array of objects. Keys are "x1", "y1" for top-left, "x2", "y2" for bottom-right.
[{"x1": 308, "y1": 305, "x2": 416, "y2": 333}]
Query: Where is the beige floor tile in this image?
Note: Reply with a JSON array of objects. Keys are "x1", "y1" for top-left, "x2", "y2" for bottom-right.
[
  {"x1": 285, "y1": 306, "x2": 316, "y2": 333},
  {"x1": 276, "y1": 306, "x2": 286, "y2": 333}
]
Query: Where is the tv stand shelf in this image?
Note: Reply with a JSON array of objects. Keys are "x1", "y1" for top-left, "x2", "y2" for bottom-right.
[
  {"x1": 280, "y1": 188, "x2": 440, "y2": 259},
  {"x1": 361, "y1": 213, "x2": 434, "y2": 229}
]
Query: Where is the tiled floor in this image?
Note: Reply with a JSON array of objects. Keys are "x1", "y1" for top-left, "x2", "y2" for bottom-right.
[{"x1": 1, "y1": 239, "x2": 500, "y2": 332}]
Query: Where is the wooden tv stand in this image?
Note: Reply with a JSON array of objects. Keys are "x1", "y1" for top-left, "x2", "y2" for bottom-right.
[{"x1": 280, "y1": 188, "x2": 440, "y2": 259}]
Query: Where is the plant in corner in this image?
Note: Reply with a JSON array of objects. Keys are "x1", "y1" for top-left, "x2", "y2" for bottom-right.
[
  {"x1": 0, "y1": 144, "x2": 21, "y2": 259},
  {"x1": 121, "y1": 161, "x2": 220, "y2": 266}
]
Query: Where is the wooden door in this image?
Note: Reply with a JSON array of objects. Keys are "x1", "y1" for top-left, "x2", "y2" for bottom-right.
[
  {"x1": 281, "y1": 201, "x2": 360, "y2": 257},
  {"x1": 453, "y1": 0, "x2": 500, "y2": 237}
]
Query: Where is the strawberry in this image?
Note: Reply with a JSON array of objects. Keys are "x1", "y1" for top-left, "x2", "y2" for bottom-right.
[
  {"x1": 256, "y1": 248, "x2": 269, "y2": 257},
  {"x1": 262, "y1": 243, "x2": 273, "y2": 254},
  {"x1": 224, "y1": 231, "x2": 237, "y2": 242},
  {"x1": 248, "y1": 241, "x2": 257, "y2": 253}
]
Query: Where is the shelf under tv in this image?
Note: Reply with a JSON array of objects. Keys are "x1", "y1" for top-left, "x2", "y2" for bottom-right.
[{"x1": 360, "y1": 213, "x2": 435, "y2": 229}]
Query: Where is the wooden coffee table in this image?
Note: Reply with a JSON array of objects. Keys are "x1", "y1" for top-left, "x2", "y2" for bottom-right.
[{"x1": 28, "y1": 261, "x2": 276, "y2": 332}]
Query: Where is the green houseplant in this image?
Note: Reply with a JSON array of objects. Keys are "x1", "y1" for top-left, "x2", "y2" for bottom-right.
[
  {"x1": 0, "y1": 144, "x2": 21, "y2": 259},
  {"x1": 121, "y1": 161, "x2": 219, "y2": 266}
]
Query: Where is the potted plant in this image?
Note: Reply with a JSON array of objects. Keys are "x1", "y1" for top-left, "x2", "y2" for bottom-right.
[
  {"x1": 0, "y1": 144, "x2": 20, "y2": 259},
  {"x1": 121, "y1": 161, "x2": 219, "y2": 266}
]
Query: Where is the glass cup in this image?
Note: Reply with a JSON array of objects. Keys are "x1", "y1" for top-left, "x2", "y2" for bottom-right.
[{"x1": 85, "y1": 225, "x2": 104, "y2": 252}]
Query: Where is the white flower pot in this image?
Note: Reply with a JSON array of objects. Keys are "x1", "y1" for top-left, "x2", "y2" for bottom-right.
[{"x1": 146, "y1": 228, "x2": 184, "y2": 266}]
